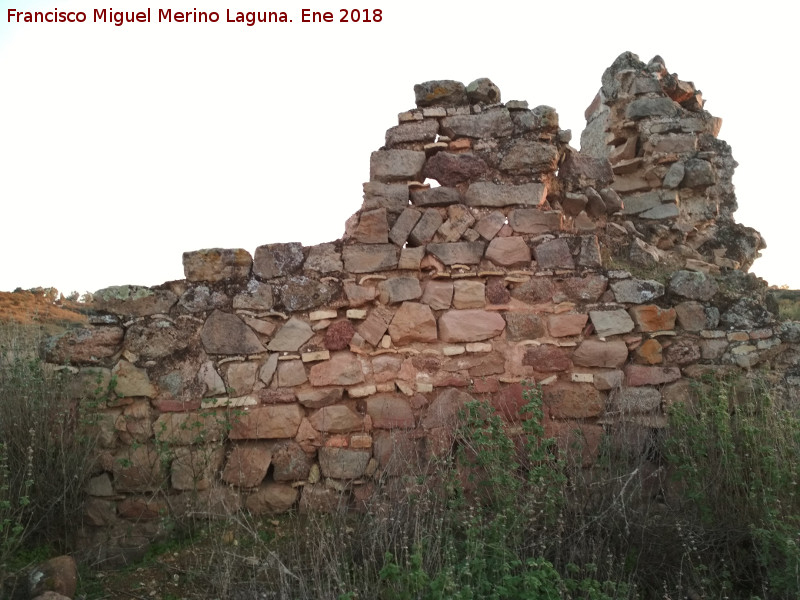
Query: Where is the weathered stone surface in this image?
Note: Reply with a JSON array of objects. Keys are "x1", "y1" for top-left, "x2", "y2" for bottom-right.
[
  {"x1": 441, "y1": 109, "x2": 513, "y2": 139},
  {"x1": 319, "y1": 447, "x2": 371, "y2": 479},
  {"x1": 578, "y1": 235, "x2": 602, "y2": 268},
  {"x1": 439, "y1": 309, "x2": 506, "y2": 342},
  {"x1": 28, "y1": 555, "x2": 78, "y2": 599},
  {"x1": 625, "y1": 96, "x2": 679, "y2": 120},
  {"x1": 324, "y1": 320, "x2": 356, "y2": 351},
  {"x1": 399, "y1": 246, "x2": 425, "y2": 270},
  {"x1": 423, "y1": 152, "x2": 488, "y2": 186},
  {"x1": 222, "y1": 443, "x2": 272, "y2": 487},
  {"x1": 93, "y1": 286, "x2": 177, "y2": 317},
  {"x1": 388, "y1": 302, "x2": 438, "y2": 344},
  {"x1": 370, "y1": 150, "x2": 426, "y2": 182},
  {"x1": 594, "y1": 369, "x2": 624, "y2": 391},
  {"x1": 573, "y1": 339, "x2": 628, "y2": 368},
  {"x1": 421, "y1": 280, "x2": 454, "y2": 310},
  {"x1": 362, "y1": 181, "x2": 409, "y2": 213},
  {"x1": 589, "y1": 309, "x2": 635, "y2": 337},
  {"x1": 465, "y1": 182, "x2": 547, "y2": 208},
  {"x1": 414, "y1": 80, "x2": 467, "y2": 107},
  {"x1": 505, "y1": 313, "x2": 546, "y2": 341},
  {"x1": 452, "y1": 280, "x2": 485, "y2": 309},
  {"x1": 543, "y1": 383, "x2": 603, "y2": 419},
  {"x1": 522, "y1": 345, "x2": 572, "y2": 372},
  {"x1": 178, "y1": 285, "x2": 228, "y2": 313},
  {"x1": 296, "y1": 387, "x2": 343, "y2": 409},
  {"x1": 408, "y1": 208, "x2": 444, "y2": 246},
  {"x1": 263, "y1": 318, "x2": 312, "y2": 353},
  {"x1": 183, "y1": 248, "x2": 252, "y2": 283},
  {"x1": 663, "y1": 338, "x2": 701, "y2": 365},
  {"x1": 232, "y1": 279, "x2": 274, "y2": 311},
  {"x1": 427, "y1": 241, "x2": 485, "y2": 265},
  {"x1": 558, "y1": 153, "x2": 613, "y2": 187},
  {"x1": 342, "y1": 244, "x2": 399, "y2": 273},
  {"x1": 356, "y1": 306, "x2": 394, "y2": 346},
  {"x1": 634, "y1": 338, "x2": 663, "y2": 364},
  {"x1": 675, "y1": 301, "x2": 707, "y2": 331},
  {"x1": 354, "y1": 208, "x2": 390, "y2": 243},
  {"x1": 500, "y1": 140, "x2": 559, "y2": 173},
  {"x1": 385, "y1": 119, "x2": 439, "y2": 146},
  {"x1": 278, "y1": 276, "x2": 339, "y2": 313},
  {"x1": 513, "y1": 279, "x2": 560, "y2": 307},
  {"x1": 309, "y1": 405, "x2": 363, "y2": 433},
  {"x1": 253, "y1": 243, "x2": 304, "y2": 280},
  {"x1": 485, "y1": 277, "x2": 511, "y2": 305},
  {"x1": 276, "y1": 360, "x2": 308, "y2": 387},
  {"x1": 389, "y1": 208, "x2": 422, "y2": 246},
  {"x1": 422, "y1": 388, "x2": 473, "y2": 429},
  {"x1": 547, "y1": 312, "x2": 590, "y2": 338},
  {"x1": 378, "y1": 277, "x2": 422, "y2": 304},
  {"x1": 682, "y1": 158, "x2": 716, "y2": 188},
  {"x1": 669, "y1": 270, "x2": 718, "y2": 301},
  {"x1": 535, "y1": 238, "x2": 574, "y2": 269},
  {"x1": 438, "y1": 204, "x2": 476, "y2": 242},
  {"x1": 126, "y1": 317, "x2": 197, "y2": 360},
  {"x1": 720, "y1": 298, "x2": 773, "y2": 329},
  {"x1": 466, "y1": 77, "x2": 501, "y2": 104},
  {"x1": 629, "y1": 305, "x2": 677, "y2": 332},
  {"x1": 113, "y1": 445, "x2": 165, "y2": 492},
  {"x1": 366, "y1": 395, "x2": 415, "y2": 429},
  {"x1": 611, "y1": 279, "x2": 664, "y2": 304},
  {"x1": 230, "y1": 405, "x2": 304, "y2": 439},
  {"x1": 245, "y1": 483, "x2": 298, "y2": 514},
  {"x1": 663, "y1": 161, "x2": 685, "y2": 188},
  {"x1": 171, "y1": 446, "x2": 223, "y2": 491},
  {"x1": 112, "y1": 360, "x2": 156, "y2": 398},
  {"x1": 410, "y1": 186, "x2": 461, "y2": 207},
  {"x1": 485, "y1": 236, "x2": 531, "y2": 267},
  {"x1": 154, "y1": 411, "x2": 225, "y2": 445},
  {"x1": 624, "y1": 365, "x2": 681, "y2": 387},
  {"x1": 628, "y1": 238, "x2": 661, "y2": 266},
  {"x1": 272, "y1": 440, "x2": 312, "y2": 481},
  {"x1": 610, "y1": 387, "x2": 662, "y2": 413},
  {"x1": 202, "y1": 310, "x2": 265, "y2": 355},
  {"x1": 45, "y1": 326, "x2": 123, "y2": 366},
  {"x1": 309, "y1": 352, "x2": 365, "y2": 387},
  {"x1": 474, "y1": 210, "x2": 506, "y2": 240}
]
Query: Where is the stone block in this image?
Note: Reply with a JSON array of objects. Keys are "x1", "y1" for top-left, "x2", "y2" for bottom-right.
[
  {"x1": 423, "y1": 152, "x2": 488, "y2": 186},
  {"x1": 305, "y1": 242, "x2": 343, "y2": 273},
  {"x1": 543, "y1": 383, "x2": 603, "y2": 419},
  {"x1": 309, "y1": 352, "x2": 366, "y2": 386},
  {"x1": 505, "y1": 313, "x2": 546, "y2": 341},
  {"x1": 309, "y1": 405, "x2": 363, "y2": 433},
  {"x1": 267, "y1": 317, "x2": 314, "y2": 352},
  {"x1": 485, "y1": 236, "x2": 532, "y2": 267},
  {"x1": 202, "y1": 310, "x2": 265, "y2": 355},
  {"x1": 221, "y1": 443, "x2": 273, "y2": 487},
  {"x1": 414, "y1": 80, "x2": 468, "y2": 107},
  {"x1": 669, "y1": 270, "x2": 718, "y2": 301},
  {"x1": 112, "y1": 360, "x2": 156, "y2": 398},
  {"x1": 441, "y1": 108, "x2": 513, "y2": 139},
  {"x1": 92, "y1": 286, "x2": 178, "y2": 317},
  {"x1": 500, "y1": 140, "x2": 559, "y2": 173},
  {"x1": 389, "y1": 207, "x2": 422, "y2": 246},
  {"x1": 629, "y1": 305, "x2": 677, "y2": 332},
  {"x1": 474, "y1": 210, "x2": 506, "y2": 240},
  {"x1": 229, "y1": 405, "x2": 304, "y2": 439},
  {"x1": 452, "y1": 280, "x2": 485, "y2": 309},
  {"x1": 548, "y1": 313, "x2": 588, "y2": 338},
  {"x1": 610, "y1": 279, "x2": 665, "y2": 304},
  {"x1": 408, "y1": 209, "x2": 444, "y2": 245},
  {"x1": 610, "y1": 386, "x2": 662, "y2": 413},
  {"x1": 354, "y1": 208, "x2": 390, "y2": 243},
  {"x1": 245, "y1": 483, "x2": 298, "y2": 514},
  {"x1": 427, "y1": 241, "x2": 485, "y2": 265},
  {"x1": 421, "y1": 280, "x2": 454, "y2": 310},
  {"x1": 183, "y1": 248, "x2": 252, "y2": 283},
  {"x1": 385, "y1": 119, "x2": 439, "y2": 146},
  {"x1": 410, "y1": 186, "x2": 462, "y2": 207},
  {"x1": 388, "y1": 302, "x2": 438, "y2": 344},
  {"x1": 522, "y1": 345, "x2": 572, "y2": 372},
  {"x1": 356, "y1": 306, "x2": 394, "y2": 346},
  {"x1": 362, "y1": 181, "x2": 409, "y2": 213},
  {"x1": 588, "y1": 309, "x2": 635, "y2": 337},
  {"x1": 465, "y1": 182, "x2": 547, "y2": 208},
  {"x1": 45, "y1": 326, "x2": 123, "y2": 366},
  {"x1": 624, "y1": 365, "x2": 681, "y2": 387},
  {"x1": 366, "y1": 395, "x2": 415, "y2": 429},
  {"x1": 370, "y1": 150, "x2": 426, "y2": 182},
  {"x1": 439, "y1": 309, "x2": 506, "y2": 342},
  {"x1": 253, "y1": 242, "x2": 304, "y2": 279},
  {"x1": 232, "y1": 280, "x2": 274, "y2": 311},
  {"x1": 377, "y1": 277, "x2": 422, "y2": 304},
  {"x1": 535, "y1": 238, "x2": 574, "y2": 269}
]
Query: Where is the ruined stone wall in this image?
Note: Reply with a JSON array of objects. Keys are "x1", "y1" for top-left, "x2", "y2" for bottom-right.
[{"x1": 45, "y1": 52, "x2": 800, "y2": 562}]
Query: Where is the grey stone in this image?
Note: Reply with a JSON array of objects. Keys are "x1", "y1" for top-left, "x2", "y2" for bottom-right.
[
  {"x1": 414, "y1": 80, "x2": 468, "y2": 107},
  {"x1": 377, "y1": 277, "x2": 423, "y2": 304},
  {"x1": 474, "y1": 211, "x2": 506, "y2": 240},
  {"x1": 385, "y1": 119, "x2": 439, "y2": 146},
  {"x1": 423, "y1": 152, "x2": 488, "y2": 187},
  {"x1": 558, "y1": 153, "x2": 613, "y2": 187},
  {"x1": 319, "y1": 447, "x2": 371, "y2": 479},
  {"x1": 389, "y1": 208, "x2": 422, "y2": 246},
  {"x1": 278, "y1": 276, "x2": 339, "y2": 312},
  {"x1": 178, "y1": 285, "x2": 228, "y2": 313},
  {"x1": 640, "y1": 203, "x2": 679, "y2": 220},
  {"x1": 625, "y1": 97, "x2": 679, "y2": 120},
  {"x1": 663, "y1": 162, "x2": 685, "y2": 188},
  {"x1": 342, "y1": 244, "x2": 399, "y2": 273},
  {"x1": 589, "y1": 309, "x2": 635, "y2": 337},
  {"x1": 370, "y1": 150, "x2": 426, "y2": 182},
  {"x1": 669, "y1": 270, "x2": 718, "y2": 301},
  {"x1": 611, "y1": 387, "x2": 662, "y2": 413},
  {"x1": 362, "y1": 182, "x2": 409, "y2": 213},
  {"x1": 508, "y1": 208, "x2": 561, "y2": 234},
  {"x1": 253, "y1": 243, "x2": 305, "y2": 280},
  {"x1": 610, "y1": 279, "x2": 665, "y2": 304},
  {"x1": 202, "y1": 311, "x2": 266, "y2": 354},
  {"x1": 441, "y1": 108, "x2": 514, "y2": 139},
  {"x1": 465, "y1": 182, "x2": 547, "y2": 208},
  {"x1": 92, "y1": 286, "x2": 177, "y2": 317},
  {"x1": 500, "y1": 140, "x2": 559, "y2": 173},
  {"x1": 183, "y1": 248, "x2": 252, "y2": 283},
  {"x1": 267, "y1": 317, "x2": 314, "y2": 352},
  {"x1": 578, "y1": 235, "x2": 602, "y2": 268},
  {"x1": 720, "y1": 298, "x2": 773, "y2": 329},
  {"x1": 305, "y1": 243, "x2": 343, "y2": 273},
  {"x1": 438, "y1": 204, "x2": 476, "y2": 242},
  {"x1": 599, "y1": 188, "x2": 623, "y2": 212},
  {"x1": 629, "y1": 238, "x2": 660, "y2": 267},
  {"x1": 408, "y1": 209, "x2": 444, "y2": 246},
  {"x1": 410, "y1": 186, "x2": 461, "y2": 207},
  {"x1": 232, "y1": 279, "x2": 274, "y2": 311},
  {"x1": 535, "y1": 238, "x2": 574, "y2": 269},
  {"x1": 505, "y1": 313, "x2": 546, "y2": 341},
  {"x1": 466, "y1": 77, "x2": 501, "y2": 104},
  {"x1": 427, "y1": 242, "x2": 486, "y2": 265},
  {"x1": 126, "y1": 317, "x2": 198, "y2": 360},
  {"x1": 682, "y1": 159, "x2": 716, "y2": 188}
]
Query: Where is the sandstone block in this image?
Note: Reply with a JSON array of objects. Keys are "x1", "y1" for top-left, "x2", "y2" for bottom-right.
[
  {"x1": 452, "y1": 280, "x2": 485, "y2": 309},
  {"x1": 388, "y1": 302, "x2": 438, "y2": 344},
  {"x1": 441, "y1": 108, "x2": 513, "y2": 139},
  {"x1": 624, "y1": 365, "x2": 681, "y2": 387},
  {"x1": 523, "y1": 345, "x2": 572, "y2": 372},
  {"x1": 112, "y1": 360, "x2": 156, "y2": 398},
  {"x1": 423, "y1": 152, "x2": 488, "y2": 187},
  {"x1": 385, "y1": 119, "x2": 439, "y2": 146},
  {"x1": 222, "y1": 443, "x2": 273, "y2": 487},
  {"x1": 414, "y1": 80, "x2": 468, "y2": 107},
  {"x1": 230, "y1": 405, "x2": 304, "y2": 439},
  {"x1": 439, "y1": 309, "x2": 506, "y2": 342},
  {"x1": 309, "y1": 405, "x2": 363, "y2": 433},
  {"x1": 438, "y1": 204, "x2": 476, "y2": 241},
  {"x1": 271, "y1": 440, "x2": 312, "y2": 481},
  {"x1": 305, "y1": 242, "x2": 343, "y2": 273},
  {"x1": 399, "y1": 246, "x2": 425, "y2": 270},
  {"x1": 126, "y1": 317, "x2": 198, "y2": 360},
  {"x1": 474, "y1": 210, "x2": 506, "y2": 240},
  {"x1": 370, "y1": 150, "x2": 426, "y2": 182},
  {"x1": 543, "y1": 383, "x2": 603, "y2": 419},
  {"x1": 183, "y1": 248, "x2": 252, "y2": 283},
  {"x1": 589, "y1": 310, "x2": 635, "y2": 337},
  {"x1": 45, "y1": 326, "x2": 123, "y2": 366},
  {"x1": 465, "y1": 182, "x2": 547, "y2": 208},
  {"x1": 421, "y1": 280, "x2": 454, "y2": 310},
  {"x1": 610, "y1": 279, "x2": 665, "y2": 304},
  {"x1": 675, "y1": 301, "x2": 707, "y2": 331},
  {"x1": 354, "y1": 208, "x2": 390, "y2": 244},
  {"x1": 232, "y1": 279, "x2": 274, "y2": 311},
  {"x1": 485, "y1": 236, "x2": 532, "y2": 267},
  {"x1": 356, "y1": 306, "x2": 394, "y2": 346},
  {"x1": 267, "y1": 317, "x2": 314, "y2": 352},
  {"x1": 309, "y1": 352, "x2": 365, "y2": 386},
  {"x1": 362, "y1": 181, "x2": 409, "y2": 213},
  {"x1": 505, "y1": 313, "x2": 546, "y2": 341},
  {"x1": 377, "y1": 277, "x2": 422, "y2": 304},
  {"x1": 427, "y1": 241, "x2": 486, "y2": 265},
  {"x1": 366, "y1": 395, "x2": 415, "y2": 429},
  {"x1": 253, "y1": 242, "x2": 304, "y2": 279},
  {"x1": 389, "y1": 207, "x2": 422, "y2": 246},
  {"x1": 548, "y1": 313, "x2": 588, "y2": 338},
  {"x1": 245, "y1": 483, "x2": 298, "y2": 514},
  {"x1": 343, "y1": 244, "x2": 399, "y2": 273},
  {"x1": 629, "y1": 305, "x2": 677, "y2": 332},
  {"x1": 572, "y1": 339, "x2": 628, "y2": 368},
  {"x1": 92, "y1": 285, "x2": 178, "y2": 317},
  {"x1": 408, "y1": 209, "x2": 444, "y2": 245},
  {"x1": 410, "y1": 186, "x2": 461, "y2": 207},
  {"x1": 669, "y1": 270, "x2": 718, "y2": 301},
  {"x1": 202, "y1": 310, "x2": 265, "y2": 355},
  {"x1": 422, "y1": 388, "x2": 473, "y2": 429},
  {"x1": 319, "y1": 447, "x2": 371, "y2": 479},
  {"x1": 276, "y1": 360, "x2": 308, "y2": 387},
  {"x1": 558, "y1": 153, "x2": 613, "y2": 187}
]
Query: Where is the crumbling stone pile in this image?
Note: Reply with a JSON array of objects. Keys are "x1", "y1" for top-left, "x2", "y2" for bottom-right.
[{"x1": 42, "y1": 52, "x2": 798, "y2": 563}]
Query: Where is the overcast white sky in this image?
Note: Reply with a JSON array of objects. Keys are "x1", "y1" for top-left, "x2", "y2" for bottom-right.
[{"x1": 1, "y1": 0, "x2": 796, "y2": 293}]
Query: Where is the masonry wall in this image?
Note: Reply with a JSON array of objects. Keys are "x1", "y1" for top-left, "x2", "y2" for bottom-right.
[{"x1": 45, "y1": 52, "x2": 800, "y2": 562}]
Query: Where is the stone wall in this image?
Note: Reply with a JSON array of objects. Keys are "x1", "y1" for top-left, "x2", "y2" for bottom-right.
[{"x1": 45, "y1": 52, "x2": 800, "y2": 562}]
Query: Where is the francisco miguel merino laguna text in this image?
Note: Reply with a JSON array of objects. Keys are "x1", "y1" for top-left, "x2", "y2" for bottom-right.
[{"x1": 6, "y1": 8, "x2": 384, "y2": 26}]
